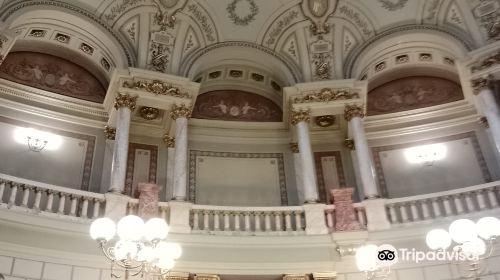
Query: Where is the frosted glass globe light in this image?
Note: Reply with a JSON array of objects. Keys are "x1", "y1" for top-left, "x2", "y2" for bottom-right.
[
  {"x1": 90, "y1": 218, "x2": 116, "y2": 241},
  {"x1": 113, "y1": 240, "x2": 138, "y2": 260},
  {"x1": 461, "y1": 238, "x2": 486, "y2": 258},
  {"x1": 449, "y1": 219, "x2": 477, "y2": 244},
  {"x1": 356, "y1": 245, "x2": 378, "y2": 272},
  {"x1": 144, "y1": 218, "x2": 169, "y2": 241},
  {"x1": 163, "y1": 242, "x2": 182, "y2": 259},
  {"x1": 426, "y1": 229, "x2": 452, "y2": 250},
  {"x1": 117, "y1": 215, "x2": 145, "y2": 241},
  {"x1": 476, "y1": 217, "x2": 500, "y2": 240},
  {"x1": 157, "y1": 256, "x2": 175, "y2": 270},
  {"x1": 137, "y1": 246, "x2": 155, "y2": 262}
]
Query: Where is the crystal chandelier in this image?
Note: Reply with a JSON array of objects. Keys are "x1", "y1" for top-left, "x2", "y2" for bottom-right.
[
  {"x1": 355, "y1": 244, "x2": 396, "y2": 280},
  {"x1": 90, "y1": 215, "x2": 182, "y2": 278},
  {"x1": 426, "y1": 217, "x2": 500, "y2": 279}
]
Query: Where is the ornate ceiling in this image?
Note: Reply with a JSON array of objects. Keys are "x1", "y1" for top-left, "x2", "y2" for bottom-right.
[{"x1": 0, "y1": 0, "x2": 497, "y2": 90}]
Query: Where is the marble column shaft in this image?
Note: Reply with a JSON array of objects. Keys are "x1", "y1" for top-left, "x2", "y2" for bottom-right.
[
  {"x1": 109, "y1": 107, "x2": 132, "y2": 193},
  {"x1": 173, "y1": 116, "x2": 188, "y2": 200},
  {"x1": 349, "y1": 117, "x2": 378, "y2": 198},
  {"x1": 296, "y1": 121, "x2": 319, "y2": 203},
  {"x1": 478, "y1": 87, "x2": 500, "y2": 154},
  {"x1": 166, "y1": 146, "x2": 175, "y2": 200},
  {"x1": 293, "y1": 151, "x2": 304, "y2": 204}
]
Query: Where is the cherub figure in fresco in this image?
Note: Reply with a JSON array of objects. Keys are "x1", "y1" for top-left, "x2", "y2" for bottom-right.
[
  {"x1": 59, "y1": 73, "x2": 75, "y2": 86},
  {"x1": 212, "y1": 100, "x2": 228, "y2": 114},
  {"x1": 241, "y1": 102, "x2": 256, "y2": 115},
  {"x1": 31, "y1": 65, "x2": 43, "y2": 80}
]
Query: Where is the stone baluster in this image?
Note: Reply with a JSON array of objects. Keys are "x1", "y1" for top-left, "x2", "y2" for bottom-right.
[
  {"x1": 203, "y1": 211, "x2": 210, "y2": 230},
  {"x1": 295, "y1": 211, "x2": 303, "y2": 230},
  {"x1": 443, "y1": 197, "x2": 453, "y2": 216},
  {"x1": 234, "y1": 212, "x2": 241, "y2": 231},
  {"x1": 170, "y1": 104, "x2": 192, "y2": 200},
  {"x1": 8, "y1": 183, "x2": 19, "y2": 205},
  {"x1": 244, "y1": 212, "x2": 251, "y2": 231},
  {"x1": 453, "y1": 194, "x2": 464, "y2": 214},
  {"x1": 192, "y1": 210, "x2": 200, "y2": 230},
  {"x1": 254, "y1": 212, "x2": 262, "y2": 231},
  {"x1": 476, "y1": 190, "x2": 487, "y2": 210},
  {"x1": 410, "y1": 202, "x2": 420, "y2": 221},
  {"x1": 33, "y1": 188, "x2": 43, "y2": 211},
  {"x1": 224, "y1": 212, "x2": 230, "y2": 231},
  {"x1": 356, "y1": 208, "x2": 367, "y2": 227},
  {"x1": 487, "y1": 188, "x2": 498, "y2": 207},
  {"x1": 93, "y1": 199, "x2": 101, "y2": 218},
  {"x1": 81, "y1": 198, "x2": 89, "y2": 218},
  {"x1": 69, "y1": 195, "x2": 79, "y2": 216},
  {"x1": 284, "y1": 211, "x2": 292, "y2": 231},
  {"x1": 0, "y1": 180, "x2": 5, "y2": 202},
  {"x1": 471, "y1": 77, "x2": 500, "y2": 155},
  {"x1": 57, "y1": 193, "x2": 66, "y2": 214},
  {"x1": 264, "y1": 212, "x2": 272, "y2": 231},
  {"x1": 45, "y1": 190, "x2": 55, "y2": 212},
  {"x1": 387, "y1": 205, "x2": 398, "y2": 223},
  {"x1": 290, "y1": 110, "x2": 319, "y2": 203},
  {"x1": 160, "y1": 207, "x2": 168, "y2": 221},
  {"x1": 21, "y1": 185, "x2": 30, "y2": 207},
  {"x1": 274, "y1": 212, "x2": 282, "y2": 231},
  {"x1": 464, "y1": 193, "x2": 475, "y2": 212},
  {"x1": 214, "y1": 211, "x2": 220, "y2": 231},
  {"x1": 109, "y1": 94, "x2": 137, "y2": 193},
  {"x1": 431, "y1": 198, "x2": 442, "y2": 217},
  {"x1": 421, "y1": 200, "x2": 431, "y2": 220},
  {"x1": 325, "y1": 209, "x2": 334, "y2": 229},
  {"x1": 400, "y1": 204, "x2": 409, "y2": 223}
]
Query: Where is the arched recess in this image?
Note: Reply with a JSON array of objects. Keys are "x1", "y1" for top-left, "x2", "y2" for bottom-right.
[
  {"x1": 0, "y1": 1, "x2": 135, "y2": 67},
  {"x1": 180, "y1": 42, "x2": 302, "y2": 84}
]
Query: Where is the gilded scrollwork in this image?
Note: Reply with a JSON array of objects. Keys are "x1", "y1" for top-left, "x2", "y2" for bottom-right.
[
  {"x1": 114, "y1": 93, "x2": 138, "y2": 111},
  {"x1": 122, "y1": 80, "x2": 191, "y2": 98},
  {"x1": 163, "y1": 135, "x2": 175, "y2": 147},
  {"x1": 290, "y1": 109, "x2": 311, "y2": 125},
  {"x1": 344, "y1": 104, "x2": 364, "y2": 121},
  {"x1": 139, "y1": 107, "x2": 160, "y2": 120},
  {"x1": 471, "y1": 77, "x2": 491, "y2": 94},
  {"x1": 344, "y1": 138, "x2": 355, "y2": 150},
  {"x1": 315, "y1": 115, "x2": 335, "y2": 127},
  {"x1": 170, "y1": 104, "x2": 192, "y2": 120},
  {"x1": 104, "y1": 125, "x2": 116, "y2": 140},
  {"x1": 293, "y1": 88, "x2": 359, "y2": 104},
  {"x1": 290, "y1": 142, "x2": 299, "y2": 153}
]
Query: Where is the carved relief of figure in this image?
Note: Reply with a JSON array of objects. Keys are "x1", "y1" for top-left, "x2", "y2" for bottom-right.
[
  {"x1": 31, "y1": 65, "x2": 43, "y2": 80},
  {"x1": 213, "y1": 100, "x2": 228, "y2": 114},
  {"x1": 242, "y1": 102, "x2": 256, "y2": 114},
  {"x1": 59, "y1": 73, "x2": 75, "y2": 85}
]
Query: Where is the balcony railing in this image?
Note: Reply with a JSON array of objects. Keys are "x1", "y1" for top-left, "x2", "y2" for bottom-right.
[{"x1": 324, "y1": 203, "x2": 367, "y2": 231}]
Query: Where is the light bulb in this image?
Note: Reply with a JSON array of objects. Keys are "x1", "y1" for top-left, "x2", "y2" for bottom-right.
[
  {"x1": 476, "y1": 217, "x2": 500, "y2": 240},
  {"x1": 89, "y1": 218, "x2": 116, "y2": 241},
  {"x1": 426, "y1": 229, "x2": 452, "y2": 250},
  {"x1": 460, "y1": 238, "x2": 486, "y2": 259},
  {"x1": 113, "y1": 240, "x2": 138, "y2": 260},
  {"x1": 137, "y1": 246, "x2": 155, "y2": 262},
  {"x1": 355, "y1": 245, "x2": 378, "y2": 272},
  {"x1": 117, "y1": 215, "x2": 145, "y2": 241},
  {"x1": 449, "y1": 219, "x2": 477, "y2": 244},
  {"x1": 156, "y1": 257, "x2": 175, "y2": 270},
  {"x1": 144, "y1": 218, "x2": 169, "y2": 241}
]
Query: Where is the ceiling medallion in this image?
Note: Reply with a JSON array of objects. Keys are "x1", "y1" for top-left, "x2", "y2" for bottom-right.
[
  {"x1": 140, "y1": 107, "x2": 161, "y2": 120},
  {"x1": 315, "y1": 115, "x2": 335, "y2": 128},
  {"x1": 227, "y1": 0, "x2": 259, "y2": 26},
  {"x1": 377, "y1": 0, "x2": 408, "y2": 11}
]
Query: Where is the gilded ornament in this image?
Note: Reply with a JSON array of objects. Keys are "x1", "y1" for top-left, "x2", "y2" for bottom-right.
[
  {"x1": 163, "y1": 135, "x2": 175, "y2": 147},
  {"x1": 315, "y1": 115, "x2": 335, "y2": 127},
  {"x1": 471, "y1": 50, "x2": 500, "y2": 73},
  {"x1": 344, "y1": 138, "x2": 355, "y2": 150},
  {"x1": 104, "y1": 125, "x2": 116, "y2": 140},
  {"x1": 344, "y1": 105, "x2": 364, "y2": 121},
  {"x1": 294, "y1": 88, "x2": 360, "y2": 104},
  {"x1": 479, "y1": 116, "x2": 489, "y2": 128},
  {"x1": 122, "y1": 80, "x2": 191, "y2": 98},
  {"x1": 290, "y1": 109, "x2": 311, "y2": 125},
  {"x1": 139, "y1": 107, "x2": 160, "y2": 120},
  {"x1": 290, "y1": 143, "x2": 299, "y2": 153},
  {"x1": 114, "y1": 94, "x2": 138, "y2": 110},
  {"x1": 170, "y1": 104, "x2": 192, "y2": 120},
  {"x1": 471, "y1": 77, "x2": 492, "y2": 94}
]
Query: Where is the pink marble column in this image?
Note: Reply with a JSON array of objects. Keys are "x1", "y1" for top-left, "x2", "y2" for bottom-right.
[
  {"x1": 138, "y1": 183, "x2": 160, "y2": 219},
  {"x1": 330, "y1": 188, "x2": 361, "y2": 231}
]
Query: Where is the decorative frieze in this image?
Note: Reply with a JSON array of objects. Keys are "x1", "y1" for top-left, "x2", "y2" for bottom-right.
[
  {"x1": 170, "y1": 104, "x2": 192, "y2": 120},
  {"x1": 344, "y1": 104, "x2": 364, "y2": 121},
  {"x1": 294, "y1": 88, "x2": 359, "y2": 104},
  {"x1": 471, "y1": 50, "x2": 500, "y2": 73},
  {"x1": 290, "y1": 109, "x2": 311, "y2": 125},
  {"x1": 163, "y1": 135, "x2": 175, "y2": 148},
  {"x1": 290, "y1": 142, "x2": 299, "y2": 153},
  {"x1": 114, "y1": 94, "x2": 137, "y2": 110},
  {"x1": 122, "y1": 80, "x2": 191, "y2": 98},
  {"x1": 104, "y1": 125, "x2": 116, "y2": 140},
  {"x1": 471, "y1": 77, "x2": 491, "y2": 95}
]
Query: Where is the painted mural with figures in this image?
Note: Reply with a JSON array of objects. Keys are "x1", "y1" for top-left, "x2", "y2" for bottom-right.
[
  {"x1": 367, "y1": 76, "x2": 464, "y2": 115},
  {"x1": 192, "y1": 90, "x2": 282, "y2": 122},
  {"x1": 0, "y1": 51, "x2": 106, "y2": 103}
]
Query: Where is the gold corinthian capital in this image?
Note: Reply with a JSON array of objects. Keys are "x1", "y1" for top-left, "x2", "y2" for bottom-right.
[
  {"x1": 471, "y1": 77, "x2": 492, "y2": 95},
  {"x1": 290, "y1": 109, "x2": 311, "y2": 125},
  {"x1": 170, "y1": 104, "x2": 192, "y2": 120},
  {"x1": 114, "y1": 94, "x2": 138, "y2": 111},
  {"x1": 344, "y1": 104, "x2": 365, "y2": 121}
]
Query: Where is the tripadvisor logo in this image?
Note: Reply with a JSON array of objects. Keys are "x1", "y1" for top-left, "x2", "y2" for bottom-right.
[{"x1": 374, "y1": 244, "x2": 481, "y2": 264}]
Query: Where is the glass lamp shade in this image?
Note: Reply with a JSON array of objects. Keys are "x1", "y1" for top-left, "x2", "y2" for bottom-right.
[
  {"x1": 426, "y1": 229, "x2": 452, "y2": 250},
  {"x1": 156, "y1": 256, "x2": 175, "y2": 270},
  {"x1": 90, "y1": 218, "x2": 116, "y2": 241},
  {"x1": 355, "y1": 245, "x2": 378, "y2": 272},
  {"x1": 154, "y1": 241, "x2": 183, "y2": 260},
  {"x1": 117, "y1": 215, "x2": 145, "y2": 241},
  {"x1": 137, "y1": 246, "x2": 155, "y2": 262},
  {"x1": 449, "y1": 219, "x2": 477, "y2": 244},
  {"x1": 144, "y1": 218, "x2": 169, "y2": 241},
  {"x1": 113, "y1": 240, "x2": 138, "y2": 260},
  {"x1": 476, "y1": 217, "x2": 500, "y2": 240},
  {"x1": 460, "y1": 238, "x2": 486, "y2": 258}
]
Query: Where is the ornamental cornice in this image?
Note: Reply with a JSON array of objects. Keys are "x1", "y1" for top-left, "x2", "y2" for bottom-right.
[
  {"x1": 344, "y1": 104, "x2": 364, "y2": 121},
  {"x1": 122, "y1": 80, "x2": 191, "y2": 99},
  {"x1": 290, "y1": 109, "x2": 311, "y2": 125},
  {"x1": 170, "y1": 104, "x2": 192, "y2": 120},
  {"x1": 293, "y1": 88, "x2": 360, "y2": 104},
  {"x1": 114, "y1": 94, "x2": 138, "y2": 110},
  {"x1": 471, "y1": 50, "x2": 500, "y2": 73}
]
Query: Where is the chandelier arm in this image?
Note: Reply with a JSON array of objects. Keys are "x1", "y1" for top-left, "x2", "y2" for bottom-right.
[{"x1": 99, "y1": 242, "x2": 145, "y2": 270}]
